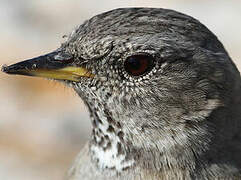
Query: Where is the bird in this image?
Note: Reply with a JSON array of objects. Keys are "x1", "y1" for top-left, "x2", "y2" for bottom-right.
[{"x1": 2, "y1": 7, "x2": 241, "y2": 180}]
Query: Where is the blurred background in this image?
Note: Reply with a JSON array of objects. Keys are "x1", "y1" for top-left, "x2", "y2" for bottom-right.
[{"x1": 0, "y1": 0, "x2": 240, "y2": 179}]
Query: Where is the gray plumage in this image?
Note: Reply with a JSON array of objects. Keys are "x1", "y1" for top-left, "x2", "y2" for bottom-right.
[
  {"x1": 3, "y1": 8, "x2": 241, "y2": 180},
  {"x1": 63, "y1": 8, "x2": 241, "y2": 179}
]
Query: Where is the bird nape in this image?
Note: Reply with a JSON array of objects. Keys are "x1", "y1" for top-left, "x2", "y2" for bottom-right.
[{"x1": 2, "y1": 8, "x2": 241, "y2": 180}]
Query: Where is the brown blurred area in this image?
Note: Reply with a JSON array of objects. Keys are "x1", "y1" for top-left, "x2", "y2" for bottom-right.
[{"x1": 0, "y1": 0, "x2": 240, "y2": 179}]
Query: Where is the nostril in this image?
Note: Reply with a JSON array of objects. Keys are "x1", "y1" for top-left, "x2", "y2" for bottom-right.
[{"x1": 53, "y1": 52, "x2": 74, "y2": 63}]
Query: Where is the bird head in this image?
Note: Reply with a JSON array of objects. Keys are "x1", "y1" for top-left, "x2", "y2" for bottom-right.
[{"x1": 2, "y1": 8, "x2": 241, "y2": 171}]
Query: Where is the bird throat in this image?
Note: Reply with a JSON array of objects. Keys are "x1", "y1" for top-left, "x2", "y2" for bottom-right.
[{"x1": 86, "y1": 99, "x2": 135, "y2": 172}]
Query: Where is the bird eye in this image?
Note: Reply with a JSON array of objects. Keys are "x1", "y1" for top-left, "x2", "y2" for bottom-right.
[{"x1": 124, "y1": 55, "x2": 155, "y2": 76}]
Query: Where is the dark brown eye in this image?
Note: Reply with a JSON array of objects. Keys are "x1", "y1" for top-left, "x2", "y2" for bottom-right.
[{"x1": 124, "y1": 55, "x2": 155, "y2": 76}]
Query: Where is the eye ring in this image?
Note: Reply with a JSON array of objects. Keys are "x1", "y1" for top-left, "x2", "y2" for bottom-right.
[{"x1": 123, "y1": 54, "x2": 155, "y2": 77}]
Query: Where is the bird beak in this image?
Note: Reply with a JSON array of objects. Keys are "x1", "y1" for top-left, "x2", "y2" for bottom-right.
[{"x1": 1, "y1": 51, "x2": 94, "y2": 82}]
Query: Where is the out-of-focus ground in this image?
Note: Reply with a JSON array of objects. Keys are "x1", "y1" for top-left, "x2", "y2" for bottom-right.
[{"x1": 0, "y1": 0, "x2": 240, "y2": 179}]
